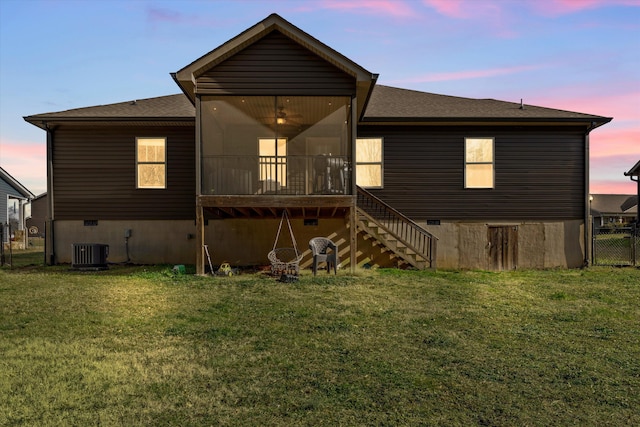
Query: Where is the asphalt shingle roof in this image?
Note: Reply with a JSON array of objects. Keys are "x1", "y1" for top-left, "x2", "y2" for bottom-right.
[
  {"x1": 24, "y1": 85, "x2": 610, "y2": 124},
  {"x1": 24, "y1": 94, "x2": 195, "y2": 121},
  {"x1": 591, "y1": 194, "x2": 638, "y2": 215},
  {"x1": 363, "y1": 85, "x2": 609, "y2": 121}
]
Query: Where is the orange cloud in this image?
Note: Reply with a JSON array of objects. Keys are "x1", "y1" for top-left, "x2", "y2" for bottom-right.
[
  {"x1": 422, "y1": 0, "x2": 515, "y2": 37},
  {"x1": 310, "y1": 0, "x2": 416, "y2": 17},
  {"x1": 531, "y1": 91, "x2": 640, "y2": 123},
  {"x1": 423, "y1": 0, "x2": 468, "y2": 18},
  {"x1": 393, "y1": 64, "x2": 545, "y2": 84},
  {"x1": 0, "y1": 139, "x2": 47, "y2": 195},
  {"x1": 590, "y1": 179, "x2": 637, "y2": 194},
  {"x1": 590, "y1": 128, "x2": 640, "y2": 159},
  {"x1": 530, "y1": 0, "x2": 640, "y2": 17}
]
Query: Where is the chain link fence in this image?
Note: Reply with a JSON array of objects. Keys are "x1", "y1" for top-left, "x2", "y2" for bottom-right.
[{"x1": 592, "y1": 223, "x2": 638, "y2": 266}]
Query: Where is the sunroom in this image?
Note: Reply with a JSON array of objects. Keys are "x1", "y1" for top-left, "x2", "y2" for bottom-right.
[{"x1": 172, "y1": 14, "x2": 377, "y2": 273}]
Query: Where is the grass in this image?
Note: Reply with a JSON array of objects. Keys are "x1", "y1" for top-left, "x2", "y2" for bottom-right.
[{"x1": 1, "y1": 250, "x2": 639, "y2": 426}]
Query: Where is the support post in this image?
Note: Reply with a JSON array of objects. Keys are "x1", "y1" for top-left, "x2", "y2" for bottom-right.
[
  {"x1": 196, "y1": 202, "x2": 205, "y2": 275},
  {"x1": 350, "y1": 204, "x2": 357, "y2": 273},
  {"x1": 583, "y1": 129, "x2": 590, "y2": 267},
  {"x1": 350, "y1": 94, "x2": 358, "y2": 273},
  {"x1": 45, "y1": 123, "x2": 55, "y2": 265}
]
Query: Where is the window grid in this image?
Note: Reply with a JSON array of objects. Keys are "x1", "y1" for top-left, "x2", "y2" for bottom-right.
[
  {"x1": 356, "y1": 137, "x2": 383, "y2": 188},
  {"x1": 464, "y1": 137, "x2": 494, "y2": 189},
  {"x1": 136, "y1": 137, "x2": 167, "y2": 189}
]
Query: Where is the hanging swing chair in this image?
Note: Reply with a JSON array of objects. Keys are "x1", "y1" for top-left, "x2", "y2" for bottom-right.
[{"x1": 268, "y1": 210, "x2": 303, "y2": 277}]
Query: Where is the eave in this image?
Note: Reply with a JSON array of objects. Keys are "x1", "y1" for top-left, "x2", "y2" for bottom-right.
[
  {"x1": 358, "y1": 117, "x2": 613, "y2": 128},
  {"x1": 624, "y1": 160, "x2": 640, "y2": 177},
  {"x1": 0, "y1": 166, "x2": 35, "y2": 199},
  {"x1": 24, "y1": 116, "x2": 195, "y2": 130}
]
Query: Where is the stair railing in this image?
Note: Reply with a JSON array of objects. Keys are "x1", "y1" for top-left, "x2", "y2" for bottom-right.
[{"x1": 356, "y1": 186, "x2": 438, "y2": 269}]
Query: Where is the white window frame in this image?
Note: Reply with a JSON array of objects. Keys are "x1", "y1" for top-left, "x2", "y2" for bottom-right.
[
  {"x1": 464, "y1": 137, "x2": 494, "y2": 189},
  {"x1": 356, "y1": 137, "x2": 384, "y2": 189},
  {"x1": 136, "y1": 137, "x2": 167, "y2": 189}
]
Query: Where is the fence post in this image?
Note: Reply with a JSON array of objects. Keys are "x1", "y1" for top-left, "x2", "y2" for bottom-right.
[
  {"x1": 633, "y1": 223, "x2": 637, "y2": 267},
  {"x1": 591, "y1": 219, "x2": 597, "y2": 266},
  {"x1": 0, "y1": 224, "x2": 4, "y2": 266}
]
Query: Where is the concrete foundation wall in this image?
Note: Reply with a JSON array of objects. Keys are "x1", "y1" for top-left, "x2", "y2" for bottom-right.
[
  {"x1": 54, "y1": 219, "x2": 585, "y2": 270},
  {"x1": 54, "y1": 220, "x2": 199, "y2": 265},
  {"x1": 423, "y1": 220, "x2": 585, "y2": 270},
  {"x1": 54, "y1": 218, "x2": 376, "y2": 269}
]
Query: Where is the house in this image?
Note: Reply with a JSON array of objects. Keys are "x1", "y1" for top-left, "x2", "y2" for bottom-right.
[
  {"x1": 26, "y1": 192, "x2": 47, "y2": 238},
  {"x1": 0, "y1": 166, "x2": 34, "y2": 247},
  {"x1": 590, "y1": 194, "x2": 638, "y2": 227},
  {"x1": 24, "y1": 14, "x2": 612, "y2": 271},
  {"x1": 624, "y1": 160, "x2": 640, "y2": 224}
]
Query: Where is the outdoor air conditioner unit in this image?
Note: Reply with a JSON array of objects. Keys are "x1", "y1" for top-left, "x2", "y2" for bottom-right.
[{"x1": 72, "y1": 243, "x2": 109, "y2": 270}]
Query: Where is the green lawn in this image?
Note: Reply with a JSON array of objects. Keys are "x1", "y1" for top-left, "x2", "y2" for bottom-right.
[{"x1": 1, "y1": 251, "x2": 639, "y2": 426}]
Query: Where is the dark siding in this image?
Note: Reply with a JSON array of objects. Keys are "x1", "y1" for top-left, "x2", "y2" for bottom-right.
[
  {"x1": 52, "y1": 124, "x2": 195, "y2": 220},
  {"x1": 358, "y1": 125, "x2": 586, "y2": 221},
  {"x1": 196, "y1": 31, "x2": 355, "y2": 96}
]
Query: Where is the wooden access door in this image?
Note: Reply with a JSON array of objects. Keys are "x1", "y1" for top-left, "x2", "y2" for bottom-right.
[{"x1": 488, "y1": 226, "x2": 518, "y2": 270}]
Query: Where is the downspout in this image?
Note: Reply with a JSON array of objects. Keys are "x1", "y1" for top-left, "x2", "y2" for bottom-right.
[
  {"x1": 636, "y1": 176, "x2": 639, "y2": 224},
  {"x1": 195, "y1": 95, "x2": 205, "y2": 275},
  {"x1": 584, "y1": 122, "x2": 596, "y2": 267},
  {"x1": 45, "y1": 122, "x2": 55, "y2": 265},
  {"x1": 630, "y1": 175, "x2": 640, "y2": 224}
]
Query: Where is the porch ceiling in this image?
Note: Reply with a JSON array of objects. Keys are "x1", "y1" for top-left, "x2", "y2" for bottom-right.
[{"x1": 199, "y1": 195, "x2": 354, "y2": 219}]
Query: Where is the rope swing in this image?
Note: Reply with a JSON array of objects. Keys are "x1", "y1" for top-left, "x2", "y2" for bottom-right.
[{"x1": 268, "y1": 210, "x2": 303, "y2": 277}]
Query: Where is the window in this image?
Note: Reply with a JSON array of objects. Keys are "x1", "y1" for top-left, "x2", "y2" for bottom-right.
[
  {"x1": 137, "y1": 137, "x2": 166, "y2": 189},
  {"x1": 259, "y1": 138, "x2": 287, "y2": 186},
  {"x1": 465, "y1": 137, "x2": 494, "y2": 188},
  {"x1": 356, "y1": 137, "x2": 383, "y2": 188}
]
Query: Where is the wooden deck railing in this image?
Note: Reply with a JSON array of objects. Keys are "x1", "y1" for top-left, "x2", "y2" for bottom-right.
[
  {"x1": 356, "y1": 186, "x2": 438, "y2": 269},
  {"x1": 202, "y1": 155, "x2": 350, "y2": 195}
]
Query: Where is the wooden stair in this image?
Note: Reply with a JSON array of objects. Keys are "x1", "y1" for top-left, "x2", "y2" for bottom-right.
[{"x1": 356, "y1": 187, "x2": 437, "y2": 269}]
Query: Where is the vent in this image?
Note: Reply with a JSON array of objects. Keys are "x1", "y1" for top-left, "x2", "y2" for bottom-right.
[{"x1": 72, "y1": 243, "x2": 109, "y2": 270}]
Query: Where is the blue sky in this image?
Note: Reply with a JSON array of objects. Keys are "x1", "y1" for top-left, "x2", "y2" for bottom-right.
[{"x1": 1, "y1": 0, "x2": 638, "y2": 196}]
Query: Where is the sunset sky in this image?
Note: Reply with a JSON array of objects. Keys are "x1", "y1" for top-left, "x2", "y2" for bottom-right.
[{"x1": 1, "y1": 0, "x2": 638, "y2": 197}]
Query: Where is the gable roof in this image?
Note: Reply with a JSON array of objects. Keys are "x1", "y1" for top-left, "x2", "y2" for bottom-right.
[
  {"x1": 363, "y1": 85, "x2": 612, "y2": 126},
  {"x1": 24, "y1": 84, "x2": 613, "y2": 128},
  {"x1": 24, "y1": 94, "x2": 195, "y2": 129},
  {"x1": 590, "y1": 194, "x2": 637, "y2": 216},
  {"x1": 173, "y1": 13, "x2": 377, "y2": 118},
  {"x1": 621, "y1": 195, "x2": 638, "y2": 212},
  {"x1": 0, "y1": 166, "x2": 35, "y2": 199},
  {"x1": 624, "y1": 160, "x2": 640, "y2": 177}
]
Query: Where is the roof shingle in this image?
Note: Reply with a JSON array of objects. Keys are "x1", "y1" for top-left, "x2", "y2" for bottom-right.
[
  {"x1": 24, "y1": 94, "x2": 195, "y2": 121},
  {"x1": 24, "y1": 85, "x2": 611, "y2": 125},
  {"x1": 363, "y1": 85, "x2": 610, "y2": 122}
]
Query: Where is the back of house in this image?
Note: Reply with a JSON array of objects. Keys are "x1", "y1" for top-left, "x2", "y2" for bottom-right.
[{"x1": 24, "y1": 14, "x2": 611, "y2": 271}]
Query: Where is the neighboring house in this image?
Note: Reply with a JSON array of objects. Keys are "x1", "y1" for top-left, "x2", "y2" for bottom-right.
[
  {"x1": 624, "y1": 160, "x2": 640, "y2": 224},
  {"x1": 590, "y1": 194, "x2": 637, "y2": 227},
  {"x1": 0, "y1": 166, "x2": 34, "y2": 243},
  {"x1": 26, "y1": 192, "x2": 47, "y2": 238},
  {"x1": 24, "y1": 14, "x2": 612, "y2": 271}
]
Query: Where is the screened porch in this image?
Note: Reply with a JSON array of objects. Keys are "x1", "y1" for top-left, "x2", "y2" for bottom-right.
[{"x1": 199, "y1": 95, "x2": 354, "y2": 196}]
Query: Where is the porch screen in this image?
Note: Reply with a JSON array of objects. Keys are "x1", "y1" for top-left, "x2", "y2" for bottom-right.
[{"x1": 200, "y1": 95, "x2": 351, "y2": 195}]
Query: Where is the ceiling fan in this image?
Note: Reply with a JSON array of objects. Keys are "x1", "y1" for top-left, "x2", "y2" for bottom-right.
[{"x1": 273, "y1": 106, "x2": 303, "y2": 126}]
